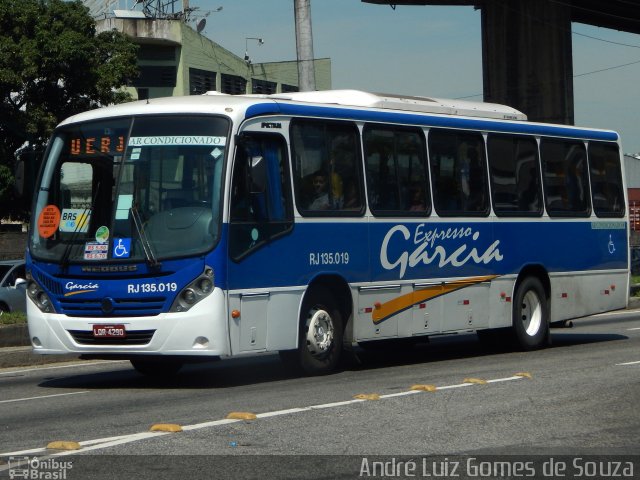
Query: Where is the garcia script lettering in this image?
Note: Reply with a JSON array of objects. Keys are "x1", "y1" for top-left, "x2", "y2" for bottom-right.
[{"x1": 380, "y1": 224, "x2": 503, "y2": 279}]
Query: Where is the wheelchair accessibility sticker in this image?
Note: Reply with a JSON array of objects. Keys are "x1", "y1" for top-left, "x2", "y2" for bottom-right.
[
  {"x1": 113, "y1": 238, "x2": 131, "y2": 259},
  {"x1": 608, "y1": 234, "x2": 616, "y2": 255}
]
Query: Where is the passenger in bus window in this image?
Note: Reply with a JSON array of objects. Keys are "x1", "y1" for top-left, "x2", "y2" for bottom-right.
[
  {"x1": 409, "y1": 186, "x2": 426, "y2": 211},
  {"x1": 464, "y1": 146, "x2": 487, "y2": 212},
  {"x1": 308, "y1": 170, "x2": 331, "y2": 210},
  {"x1": 519, "y1": 167, "x2": 539, "y2": 211},
  {"x1": 328, "y1": 152, "x2": 344, "y2": 208},
  {"x1": 343, "y1": 178, "x2": 360, "y2": 209}
]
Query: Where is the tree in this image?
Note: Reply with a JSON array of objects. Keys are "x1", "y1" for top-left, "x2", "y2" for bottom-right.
[{"x1": 0, "y1": 0, "x2": 138, "y2": 219}]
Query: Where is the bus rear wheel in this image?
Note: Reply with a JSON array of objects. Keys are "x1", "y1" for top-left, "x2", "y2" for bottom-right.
[
  {"x1": 512, "y1": 277, "x2": 549, "y2": 350},
  {"x1": 130, "y1": 359, "x2": 183, "y2": 377},
  {"x1": 281, "y1": 288, "x2": 343, "y2": 375}
]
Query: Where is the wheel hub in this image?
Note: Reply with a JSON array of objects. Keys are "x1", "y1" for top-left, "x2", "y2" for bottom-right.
[
  {"x1": 521, "y1": 290, "x2": 542, "y2": 336},
  {"x1": 306, "y1": 308, "x2": 334, "y2": 356}
]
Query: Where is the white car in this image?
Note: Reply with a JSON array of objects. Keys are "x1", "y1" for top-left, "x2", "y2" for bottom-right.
[{"x1": 0, "y1": 260, "x2": 26, "y2": 314}]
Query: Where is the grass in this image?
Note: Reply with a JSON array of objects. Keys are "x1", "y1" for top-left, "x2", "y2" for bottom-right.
[{"x1": 0, "y1": 311, "x2": 27, "y2": 325}]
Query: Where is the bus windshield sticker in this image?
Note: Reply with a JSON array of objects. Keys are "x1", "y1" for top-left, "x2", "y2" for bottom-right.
[
  {"x1": 127, "y1": 136, "x2": 226, "y2": 147},
  {"x1": 129, "y1": 148, "x2": 141, "y2": 160},
  {"x1": 37, "y1": 205, "x2": 61, "y2": 239},
  {"x1": 59, "y1": 209, "x2": 91, "y2": 233},
  {"x1": 211, "y1": 147, "x2": 223, "y2": 158},
  {"x1": 95, "y1": 226, "x2": 110, "y2": 244},
  {"x1": 591, "y1": 221, "x2": 626, "y2": 230},
  {"x1": 113, "y1": 238, "x2": 131, "y2": 259},
  {"x1": 84, "y1": 242, "x2": 108, "y2": 260},
  {"x1": 115, "y1": 194, "x2": 133, "y2": 220}
]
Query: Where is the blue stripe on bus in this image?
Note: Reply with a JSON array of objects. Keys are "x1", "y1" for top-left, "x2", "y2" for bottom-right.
[
  {"x1": 245, "y1": 102, "x2": 619, "y2": 142},
  {"x1": 225, "y1": 220, "x2": 628, "y2": 290}
]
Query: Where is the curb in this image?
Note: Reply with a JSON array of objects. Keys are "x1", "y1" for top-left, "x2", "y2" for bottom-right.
[
  {"x1": 0, "y1": 323, "x2": 30, "y2": 348},
  {"x1": 0, "y1": 346, "x2": 79, "y2": 369},
  {"x1": 0, "y1": 324, "x2": 79, "y2": 369}
]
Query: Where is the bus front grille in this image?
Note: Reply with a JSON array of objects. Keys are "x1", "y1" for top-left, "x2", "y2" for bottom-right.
[
  {"x1": 58, "y1": 296, "x2": 165, "y2": 317},
  {"x1": 68, "y1": 329, "x2": 156, "y2": 345}
]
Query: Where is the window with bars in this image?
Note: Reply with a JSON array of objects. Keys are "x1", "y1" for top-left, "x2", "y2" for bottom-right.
[
  {"x1": 221, "y1": 74, "x2": 247, "y2": 95},
  {"x1": 131, "y1": 66, "x2": 177, "y2": 88},
  {"x1": 252, "y1": 79, "x2": 277, "y2": 95},
  {"x1": 137, "y1": 45, "x2": 176, "y2": 61},
  {"x1": 189, "y1": 68, "x2": 216, "y2": 95}
]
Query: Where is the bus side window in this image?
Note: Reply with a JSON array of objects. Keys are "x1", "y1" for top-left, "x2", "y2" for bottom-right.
[
  {"x1": 428, "y1": 129, "x2": 489, "y2": 217},
  {"x1": 291, "y1": 119, "x2": 364, "y2": 216},
  {"x1": 487, "y1": 134, "x2": 543, "y2": 216},
  {"x1": 541, "y1": 139, "x2": 591, "y2": 217},
  {"x1": 588, "y1": 142, "x2": 624, "y2": 217},
  {"x1": 363, "y1": 125, "x2": 430, "y2": 216}
]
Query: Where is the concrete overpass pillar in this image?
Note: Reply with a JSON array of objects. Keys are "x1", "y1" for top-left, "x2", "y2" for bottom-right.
[{"x1": 481, "y1": 0, "x2": 574, "y2": 124}]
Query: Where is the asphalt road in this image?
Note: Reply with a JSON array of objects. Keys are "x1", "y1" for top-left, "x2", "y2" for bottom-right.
[{"x1": 0, "y1": 310, "x2": 639, "y2": 479}]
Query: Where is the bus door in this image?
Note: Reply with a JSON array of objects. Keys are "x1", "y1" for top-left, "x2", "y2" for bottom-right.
[{"x1": 227, "y1": 133, "x2": 294, "y2": 353}]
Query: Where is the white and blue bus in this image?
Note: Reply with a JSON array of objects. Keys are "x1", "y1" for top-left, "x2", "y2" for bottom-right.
[{"x1": 24, "y1": 90, "x2": 629, "y2": 375}]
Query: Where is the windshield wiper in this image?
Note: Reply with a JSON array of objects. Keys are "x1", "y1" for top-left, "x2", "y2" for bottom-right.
[{"x1": 130, "y1": 206, "x2": 161, "y2": 269}]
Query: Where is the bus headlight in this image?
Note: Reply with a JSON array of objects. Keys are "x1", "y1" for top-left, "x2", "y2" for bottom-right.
[
  {"x1": 182, "y1": 288, "x2": 197, "y2": 305},
  {"x1": 170, "y1": 266, "x2": 215, "y2": 312},
  {"x1": 27, "y1": 280, "x2": 54, "y2": 313},
  {"x1": 197, "y1": 278, "x2": 213, "y2": 294}
]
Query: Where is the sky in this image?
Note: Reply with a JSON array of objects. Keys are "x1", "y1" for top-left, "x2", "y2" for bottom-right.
[{"x1": 115, "y1": 0, "x2": 640, "y2": 154}]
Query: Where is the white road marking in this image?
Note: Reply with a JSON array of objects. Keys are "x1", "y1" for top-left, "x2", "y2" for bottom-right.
[
  {"x1": 616, "y1": 360, "x2": 640, "y2": 366},
  {"x1": 0, "y1": 360, "x2": 126, "y2": 377},
  {"x1": 0, "y1": 374, "x2": 526, "y2": 459},
  {"x1": 0, "y1": 391, "x2": 90, "y2": 405},
  {"x1": 627, "y1": 327, "x2": 640, "y2": 331}
]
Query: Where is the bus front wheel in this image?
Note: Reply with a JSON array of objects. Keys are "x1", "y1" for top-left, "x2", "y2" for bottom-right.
[
  {"x1": 281, "y1": 288, "x2": 343, "y2": 375},
  {"x1": 512, "y1": 277, "x2": 549, "y2": 350}
]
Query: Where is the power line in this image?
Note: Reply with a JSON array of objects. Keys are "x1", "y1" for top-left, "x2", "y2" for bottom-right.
[
  {"x1": 574, "y1": 58, "x2": 640, "y2": 77},
  {"x1": 548, "y1": 0, "x2": 640, "y2": 27},
  {"x1": 573, "y1": 30, "x2": 640, "y2": 49},
  {"x1": 454, "y1": 57, "x2": 640, "y2": 100}
]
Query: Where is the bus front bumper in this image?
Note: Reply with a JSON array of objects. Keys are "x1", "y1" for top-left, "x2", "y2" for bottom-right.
[{"x1": 26, "y1": 288, "x2": 230, "y2": 357}]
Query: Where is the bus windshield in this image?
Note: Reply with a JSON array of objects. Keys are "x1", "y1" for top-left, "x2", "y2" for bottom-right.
[{"x1": 30, "y1": 115, "x2": 229, "y2": 264}]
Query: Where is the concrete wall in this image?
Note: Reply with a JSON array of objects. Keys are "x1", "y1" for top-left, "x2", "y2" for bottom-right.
[
  {"x1": 0, "y1": 233, "x2": 27, "y2": 260},
  {"x1": 481, "y1": 0, "x2": 574, "y2": 124},
  {"x1": 97, "y1": 18, "x2": 331, "y2": 99}
]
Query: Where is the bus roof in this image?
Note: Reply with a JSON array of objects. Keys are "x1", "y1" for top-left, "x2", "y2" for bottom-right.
[
  {"x1": 269, "y1": 90, "x2": 528, "y2": 121},
  {"x1": 58, "y1": 89, "x2": 525, "y2": 126},
  {"x1": 57, "y1": 89, "x2": 618, "y2": 143}
]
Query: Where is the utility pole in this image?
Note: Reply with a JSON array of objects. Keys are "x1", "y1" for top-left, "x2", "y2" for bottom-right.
[{"x1": 294, "y1": 0, "x2": 316, "y2": 91}]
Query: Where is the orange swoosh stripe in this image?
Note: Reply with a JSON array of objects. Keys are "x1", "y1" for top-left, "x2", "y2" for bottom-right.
[
  {"x1": 64, "y1": 289, "x2": 98, "y2": 297},
  {"x1": 372, "y1": 275, "x2": 498, "y2": 324}
]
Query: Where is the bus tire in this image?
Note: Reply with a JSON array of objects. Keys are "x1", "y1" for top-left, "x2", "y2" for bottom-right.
[
  {"x1": 294, "y1": 287, "x2": 343, "y2": 375},
  {"x1": 512, "y1": 277, "x2": 549, "y2": 350},
  {"x1": 130, "y1": 359, "x2": 183, "y2": 377}
]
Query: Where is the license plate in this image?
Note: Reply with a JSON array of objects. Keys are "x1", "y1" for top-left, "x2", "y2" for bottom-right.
[{"x1": 92, "y1": 324, "x2": 126, "y2": 338}]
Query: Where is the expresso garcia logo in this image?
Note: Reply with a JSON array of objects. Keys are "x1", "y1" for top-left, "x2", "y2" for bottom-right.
[{"x1": 380, "y1": 224, "x2": 503, "y2": 279}]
